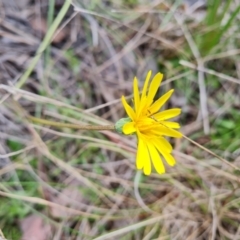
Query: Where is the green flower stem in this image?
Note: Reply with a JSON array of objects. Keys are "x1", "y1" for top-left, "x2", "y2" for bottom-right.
[{"x1": 28, "y1": 116, "x2": 115, "y2": 131}]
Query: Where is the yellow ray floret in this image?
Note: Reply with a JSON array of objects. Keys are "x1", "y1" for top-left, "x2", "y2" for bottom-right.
[{"x1": 121, "y1": 70, "x2": 182, "y2": 175}]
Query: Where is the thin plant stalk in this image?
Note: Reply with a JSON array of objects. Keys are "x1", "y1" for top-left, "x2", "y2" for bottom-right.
[{"x1": 28, "y1": 115, "x2": 115, "y2": 131}]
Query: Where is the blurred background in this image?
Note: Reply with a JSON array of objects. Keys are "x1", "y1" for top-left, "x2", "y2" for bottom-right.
[{"x1": 0, "y1": 0, "x2": 240, "y2": 239}]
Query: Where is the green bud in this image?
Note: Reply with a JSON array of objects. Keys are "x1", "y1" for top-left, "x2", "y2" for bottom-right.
[{"x1": 115, "y1": 117, "x2": 132, "y2": 134}]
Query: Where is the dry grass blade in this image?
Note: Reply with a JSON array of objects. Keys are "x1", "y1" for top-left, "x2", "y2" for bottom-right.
[
  {"x1": 0, "y1": 190, "x2": 101, "y2": 219},
  {"x1": 180, "y1": 60, "x2": 240, "y2": 84},
  {"x1": 182, "y1": 134, "x2": 239, "y2": 170},
  {"x1": 93, "y1": 213, "x2": 175, "y2": 240}
]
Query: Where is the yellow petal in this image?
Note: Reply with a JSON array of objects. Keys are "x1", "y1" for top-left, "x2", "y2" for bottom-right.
[
  {"x1": 141, "y1": 70, "x2": 152, "y2": 99},
  {"x1": 160, "y1": 121, "x2": 180, "y2": 129},
  {"x1": 137, "y1": 95, "x2": 148, "y2": 117},
  {"x1": 136, "y1": 119, "x2": 156, "y2": 132},
  {"x1": 123, "y1": 122, "x2": 136, "y2": 135},
  {"x1": 136, "y1": 135, "x2": 151, "y2": 175},
  {"x1": 154, "y1": 109, "x2": 181, "y2": 120},
  {"x1": 138, "y1": 117, "x2": 155, "y2": 126},
  {"x1": 150, "y1": 127, "x2": 182, "y2": 138},
  {"x1": 152, "y1": 140, "x2": 176, "y2": 166},
  {"x1": 147, "y1": 142, "x2": 165, "y2": 174},
  {"x1": 148, "y1": 89, "x2": 174, "y2": 115},
  {"x1": 146, "y1": 73, "x2": 163, "y2": 106},
  {"x1": 143, "y1": 157, "x2": 151, "y2": 175},
  {"x1": 136, "y1": 137, "x2": 144, "y2": 169},
  {"x1": 121, "y1": 96, "x2": 136, "y2": 120},
  {"x1": 161, "y1": 151, "x2": 176, "y2": 166},
  {"x1": 133, "y1": 77, "x2": 140, "y2": 111},
  {"x1": 154, "y1": 138, "x2": 173, "y2": 153}
]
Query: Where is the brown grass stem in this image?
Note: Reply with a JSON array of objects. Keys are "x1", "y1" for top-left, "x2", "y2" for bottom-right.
[
  {"x1": 28, "y1": 115, "x2": 115, "y2": 131},
  {"x1": 182, "y1": 134, "x2": 239, "y2": 170}
]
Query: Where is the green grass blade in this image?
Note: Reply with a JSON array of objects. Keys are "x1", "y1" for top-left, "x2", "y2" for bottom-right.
[
  {"x1": 45, "y1": 0, "x2": 56, "y2": 67},
  {"x1": 205, "y1": 0, "x2": 221, "y2": 25},
  {"x1": 219, "y1": 4, "x2": 240, "y2": 37},
  {"x1": 16, "y1": 0, "x2": 71, "y2": 89}
]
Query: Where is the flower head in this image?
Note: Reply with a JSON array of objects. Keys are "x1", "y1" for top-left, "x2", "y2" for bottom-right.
[{"x1": 120, "y1": 71, "x2": 182, "y2": 175}]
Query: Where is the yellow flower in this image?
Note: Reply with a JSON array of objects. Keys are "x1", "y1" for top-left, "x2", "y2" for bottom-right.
[{"x1": 121, "y1": 70, "x2": 182, "y2": 175}]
